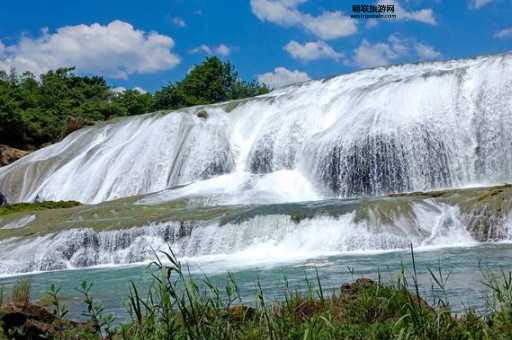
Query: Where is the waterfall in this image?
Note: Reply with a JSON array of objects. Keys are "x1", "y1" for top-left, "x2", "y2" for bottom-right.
[
  {"x1": 0, "y1": 200, "x2": 481, "y2": 276},
  {"x1": 1, "y1": 53, "x2": 512, "y2": 203},
  {"x1": 1, "y1": 53, "x2": 512, "y2": 276}
]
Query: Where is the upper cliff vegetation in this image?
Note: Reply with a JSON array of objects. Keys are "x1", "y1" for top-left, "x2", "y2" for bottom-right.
[{"x1": 0, "y1": 57, "x2": 268, "y2": 150}]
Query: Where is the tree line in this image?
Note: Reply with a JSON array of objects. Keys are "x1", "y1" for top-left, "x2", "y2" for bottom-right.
[{"x1": 0, "y1": 57, "x2": 269, "y2": 150}]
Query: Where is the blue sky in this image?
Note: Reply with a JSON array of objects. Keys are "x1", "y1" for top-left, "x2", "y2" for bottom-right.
[{"x1": 0, "y1": 0, "x2": 511, "y2": 91}]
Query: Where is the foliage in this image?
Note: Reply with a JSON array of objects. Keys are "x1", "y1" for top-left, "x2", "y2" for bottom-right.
[
  {"x1": 5, "y1": 246, "x2": 512, "y2": 339},
  {"x1": 0, "y1": 68, "x2": 114, "y2": 149},
  {"x1": 152, "y1": 57, "x2": 268, "y2": 110},
  {"x1": 10, "y1": 279, "x2": 31, "y2": 306},
  {"x1": 0, "y1": 200, "x2": 81, "y2": 217},
  {"x1": 79, "y1": 281, "x2": 116, "y2": 338},
  {"x1": 0, "y1": 57, "x2": 268, "y2": 150},
  {"x1": 44, "y1": 284, "x2": 69, "y2": 320}
]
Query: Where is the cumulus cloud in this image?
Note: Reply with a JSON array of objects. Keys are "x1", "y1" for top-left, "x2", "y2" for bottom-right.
[
  {"x1": 112, "y1": 86, "x2": 147, "y2": 94},
  {"x1": 0, "y1": 21, "x2": 180, "y2": 79},
  {"x1": 190, "y1": 44, "x2": 231, "y2": 56},
  {"x1": 112, "y1": 86, "x2": 127, "y2": 93},
  {"x1": 133, "y1": 86, "x2": 147, "y2": 94},
  {"x1": 494, "y1": 27, "x2": 512, "y2": 39},
  {"x1": 414, "y1": 43, "x2": 441, "y2": 59},
  {"x1": 353, "y1": 35, "x2": 441, "y2": 68},
  {"x1": 172, "y1": 17, "x2": 186, "y2": 27},
  {"x1": 376, "y1": 0, "x2": 436, "y2": 25},
  {"x1": 303, "y1": 11, "x2": 357, "y2": 40},
  {"x1": 285, "y1": 40, "x2": 343, "y2": 61},
  {"x1": 250, "y1": 0, "x2": 357, "y2": 40},
  {"x1": 469, "y1": 0, "x2": 493, "y2": 8},
  {"x1": 257, "y1": 66, "x2": 310, "y2": 88},
  {"x1": 354, "y1": 40, "x2": 401, "y2": 68}
]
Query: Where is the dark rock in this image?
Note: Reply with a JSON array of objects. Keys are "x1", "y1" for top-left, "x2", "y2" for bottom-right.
[
  {"x1": 0, "y1": 192, "x2": 7, "y2": 207},
  {"x1": 0, "y1": 303, "x2": 56, "y2": 339},
  {"x1": 0, "y1": 303, "x2": 94, "y2": 339},
  {"x1": 196, "y1": 110, "x2": 208, "y2": 119}
]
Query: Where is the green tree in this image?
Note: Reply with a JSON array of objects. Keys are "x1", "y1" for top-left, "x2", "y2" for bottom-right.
[
  {"x1": 0, "y1": 57, "x2": 269, "y2": 150},
  {"x1": 153, "y1": 57, "x2": 268, "y2": 110},
  {"x1": 111, "y1": 89, "x2": 154, "y2": 116}
]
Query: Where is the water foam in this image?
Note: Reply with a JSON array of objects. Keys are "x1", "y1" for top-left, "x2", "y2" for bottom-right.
[
  {"x1": 1, "y1": 53, "x2": 512, "y2": 203},
  {"x1": 0, "y1": 200, "x2": 480, "y2": 276}
]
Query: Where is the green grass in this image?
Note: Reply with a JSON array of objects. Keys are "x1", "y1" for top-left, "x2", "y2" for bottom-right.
[
  {"x1": 0, "y1": 201, "x2": 81, "y2": 217},
  {"x1": 2, "y1": 183, "x2": 512, "y2": 244},
  {"x1": 0, "y1": 196, "x2": 247, "y2": 240},
  {"x1": 1, "y1": 247, "x2": 512, "y2": 339},
  {"x1": 10, "y1": 278, "x2": 31, "y2": 306}
]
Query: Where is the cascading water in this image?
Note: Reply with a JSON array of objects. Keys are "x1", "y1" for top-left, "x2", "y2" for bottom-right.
[
  {"x1": 1, "y1": 53, "x2": 512, "y2": 203},
  {"x1": 0, "y1": 199, "x2": 481, "y2": 276},
  {"x1": 1, "y1": 53, "x2": 512, "y2": 276}
]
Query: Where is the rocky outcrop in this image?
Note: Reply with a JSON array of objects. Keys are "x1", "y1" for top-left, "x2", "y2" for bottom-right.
[
  {"x1": 0, "y1": 145, "x2": 29, "y2": 167},
  {"x1": 0, "y1": 303, "x2": 93, "y2": 339}
]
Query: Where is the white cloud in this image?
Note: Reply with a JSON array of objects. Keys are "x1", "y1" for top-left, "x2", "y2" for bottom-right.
[
  {"x1": 173, "y1": 17, "x2": 186, "y2": 28},
  {"x1": 414, "y1": 42, "x2": 441, "y2": 59},
  {"x1": 112, "y1": 86, "x2": 126, "y2": 93},
  {"x1": 366, "y1": 19, "x2": 379, "y2": 28},
  {"x1": 354, "y1": 40, "x2": 401, "y2": 68},
  {"x1": 250, "y1": 0, "x2": 357, "y2": 40},
  {"x1": 284, "y1": 40, "x2": 343, "y2": 61},
  {"x1": 0, "y1": 20, "x2": 180, "y2": 79},
  {"x1": 257, "y1": 66, "x2": 310, "y2": 88},
  {"x1": 190, "y1": 44, "x2": 231, "y2": 56},
  {"x1": 215, "y1": 44, "x2": 231, "y2": 56},
  {"x1": 353, "y1": 35, "x2": 441, "y2": 68},
  {"x1": 112, "y1": 86, "x2": 147, "y2": 94},
  {"x1": 469, "y1": 0, "x2": 493, "y2": 9},
  {"x1": 250, "y1": 0, "x2": 304, "y2": 26},
  {"x1": 303, "y1": 11, "x2": 357, "y2": 40},
  {"x1": 494, "y1": 27, "x2": 512, "y2": 39},
  {"x1": 378, "y1": 0, "x2": 437, "y2": 25},
  {"x1": 191, "y1": 45, "x2": 212, "y2": 54},
  {"x1": 133, "y1": 86, "x2": 147, "y2": 94}
]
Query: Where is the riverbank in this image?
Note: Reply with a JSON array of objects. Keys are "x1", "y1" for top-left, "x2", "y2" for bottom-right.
[{"x1": 1, "y1": 249, "x2": 511, "y2": 339}]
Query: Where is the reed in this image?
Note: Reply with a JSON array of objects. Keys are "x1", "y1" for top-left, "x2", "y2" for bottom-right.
[{"x1": 2, "y1": 246, "x2": 512, "y2": 339}]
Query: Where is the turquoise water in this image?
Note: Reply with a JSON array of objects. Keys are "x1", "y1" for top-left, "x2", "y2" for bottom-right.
[{"x1": 1, "y1": 243, "x2": 511, "y2": 322}]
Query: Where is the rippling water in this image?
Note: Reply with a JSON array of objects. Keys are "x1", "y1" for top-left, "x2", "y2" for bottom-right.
[{"x1": 1, "y1": 243, "x2": 511, "y2": 322}]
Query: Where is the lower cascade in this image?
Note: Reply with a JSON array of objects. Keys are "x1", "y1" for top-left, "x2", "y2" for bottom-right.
[{"x1": 2, "y1": 188, "x2": 510, "y2": 276}]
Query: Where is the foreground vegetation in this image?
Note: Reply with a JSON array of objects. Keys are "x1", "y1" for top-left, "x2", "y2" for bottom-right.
[
  {"x1": 1, "y1": 248, "x2": 512, "y2": 339},
  {"x1": 0, "y1": 57, "x2": 268, "y2": 150}
]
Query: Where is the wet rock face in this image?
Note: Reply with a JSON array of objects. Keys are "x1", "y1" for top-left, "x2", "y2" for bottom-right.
[
  {"x1": 0, "y1": 192, "x2": 6, "y2": 206},
  {"x1": 0, "y1": 144, "x2": 29, "y2": 167},
  {"x1": 318, "y1": 130, "x2": 453, "y2": 197}
]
